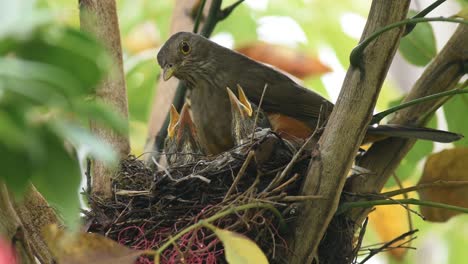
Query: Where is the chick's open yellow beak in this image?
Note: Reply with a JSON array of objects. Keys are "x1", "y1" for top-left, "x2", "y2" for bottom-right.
[{"x1": 163, "y1": 64, "x2": 176, "y2": 81}]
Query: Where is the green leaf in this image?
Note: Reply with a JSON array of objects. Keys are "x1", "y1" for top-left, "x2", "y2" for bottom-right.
[
  {"x1": 50, "y1": 120, "x2": 118, "y2": 165},
  {"x1": 31, "y1": 127, "x2": 82, "y2": 230},
  {"x1": 398, "y1": 10, "x2": 437, "y2": 66},
  {"x1": 73, "y1": 100, "x2": 128, "y2": 134},
  {"x1": 0, "y1": 145, "x2": 33, "y2": 196},
  {"x1": 443, "y1": 93, "x2": 468, "y2": 147},
  {"x1": 14, "y1": 27, "x2": 110, "y2": 94},
  {"x1": 0, "y1": 57, "x2": 82, "y2": 98},
  {"x1": 214, "y1": 4, "x2": 257, "y2": 46},
  {"x1": 0, "y1": 0, "x2": 51, "y2": 46}
]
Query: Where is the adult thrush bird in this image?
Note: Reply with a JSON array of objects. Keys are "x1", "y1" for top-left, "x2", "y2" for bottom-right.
[
  {"x1": 157, "y1": 32, "x2": 462, "y2": 154},
  {"x1": 227, "y1": 85, "x2": 271, "y2": 145},
  {"x1": 164, "y1": 103, "x2": 204, "y2": 166}
]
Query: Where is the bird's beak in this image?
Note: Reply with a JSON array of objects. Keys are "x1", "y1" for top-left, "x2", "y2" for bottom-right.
[
  {"x1": 167, "y1": 105, "x2": 180, "y2": 138},
  {"x1": 163, "y1": 64, "x2": 176, "y2": 81},
  {"x1": 179, "y1": 103, "x2": 197, "y2": 137},
  {"x1": 236, "y1": 84, "x2": 253, "y2": 117},
  {"x1": 227, "y1": 87, "x2": 244, "y2": 116}
]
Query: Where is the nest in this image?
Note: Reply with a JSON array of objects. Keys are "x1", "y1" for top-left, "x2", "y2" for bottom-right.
[{"x1": 86, "y1": 130, "x2": 353, "y2": 264}]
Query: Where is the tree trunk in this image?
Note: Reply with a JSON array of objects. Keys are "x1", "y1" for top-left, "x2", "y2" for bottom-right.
[
  {"x1": 79, "y1": 0, "x2": 130, "y2": 200},
  {"x1": 287, "y1": 1, "x2": 410, "y2": 263}
]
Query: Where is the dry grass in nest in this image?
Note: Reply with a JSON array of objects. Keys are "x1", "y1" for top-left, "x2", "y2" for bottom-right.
[{"x1": 85, "y1": 130, "x2": 351, "y2": 263}]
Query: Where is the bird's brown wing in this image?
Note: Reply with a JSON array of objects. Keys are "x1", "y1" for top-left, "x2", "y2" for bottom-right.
[{"x1": 229, "y1": 54, "x2": 334, "y2": 126}]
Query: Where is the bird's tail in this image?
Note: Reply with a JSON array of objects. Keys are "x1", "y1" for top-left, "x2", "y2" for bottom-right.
[{"x1": 366, "y1": 124, "x2": 463, "y2": 143}]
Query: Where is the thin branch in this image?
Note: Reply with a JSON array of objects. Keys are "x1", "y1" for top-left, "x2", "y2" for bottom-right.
[
  {"x1": 193, "y1": 0, "x2": 207, "y2": 33},
  {"x1": 359, "y1": 229, "x2": 418, "y2": 264},
  {"x1": 350, "y1": 17, "x2": 468, "y2": 67},
  {"x1": 381, "y1": 180, "x2": 468, "y2": 197},
  {"x1": 223, "y1": 150, "x2": 255, "y2": 201},
  {"x1": 404, "y1": 0, "x2": 446, "y2": 35},
  {"x1": 371, "y1": 87, "x2": 468, "y2": 124},
  {"x1": 392, "y1": 173, "x2": 414, "y2": 252},
  {"x1": 337, "y1": 198, "x2": 468, "y2": 215},
  {"x1": 219, "y1": 0, "x2": 245, "y2": 20}
]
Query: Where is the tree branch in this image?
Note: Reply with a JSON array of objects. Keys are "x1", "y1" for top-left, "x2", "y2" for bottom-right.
[
  {"x1": 79, "y1": 0, "x2": 130, "y2": 199},
  {"x1": 0, "y1": 183, "x2": 35, "y2": 264},
  {"x1": 13, "y1": 184, "x2": 59, "y2": 263},
  {"x1": 287, "y1": 1, "x2": 410, "y2": 263},
  {"x1": 345, "y1": 24, "x2": 468, "y2": 224}
]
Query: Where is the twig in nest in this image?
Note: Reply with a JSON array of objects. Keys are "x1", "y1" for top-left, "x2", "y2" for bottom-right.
[
  {"x1": 263, "y1": 104, "x2": 324, "y2": 193},
  {"x1": 262, "y1": 132, "x2": 315, "y2": 193},
  {"x1": 271, "y1": 173, "x2": 300, "y2": 193},
  {"x1": 152, "y1": 157, "x2": 173, "y2": 180},
  {"x1": 359, "y1": 229, "x2": 418, "y2": 264},
  {"x1": 223, "y1": 150, "x2": 255, "y2": 201},
  {"x1": 174, "y1": 174, "x2": 211, "y2": 184},
  {"x1": 280, "y1": 195, "x2": 323, "y2": 202},
  {"x1": 114, "y1": 190, "x2": 152, "y2": 196}
]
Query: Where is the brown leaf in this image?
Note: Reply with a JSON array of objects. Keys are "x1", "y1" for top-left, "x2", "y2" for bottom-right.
[
  {"x1": 43, "y1": 224, "x2": 144, "y2": 264},
  {"x1": 418, "y1": 147, "x2": 468, "y2": 222},
  {"x1": 236, "y1": 42, "x2": 331, "y2": 79}
]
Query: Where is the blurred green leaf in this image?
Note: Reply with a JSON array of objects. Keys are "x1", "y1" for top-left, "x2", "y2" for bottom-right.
[
  {"x1": 125, "y1": 59, "x2": 157, "y2": 122},
  {"x1": 51, "y1": 120, "x2": 117, "y2": 165},
  {"x1": 398, "y1": 10, "x2": 437, "y2": 67},
  {"x1": 0, "y1": 145, "x2": 33, "y2": 196},
  {"x1": 0, "y1": 0, "x2": 50, "y2": 46},
  {"x1": 73, "y1": 100, "x2": 128, "y2": 134},
  {"x1": 443, "y1": 93, "x2": 468, "y2": 147},
  {"x1": 0, "y1": 57, "x2": 82, "y2": 98},
  {"x1": 456, "y1": 0, "x2": 468, "y2": 7},
  {"x1": 215, "y1": 4, "x2": 257, "y2": 46},
  {"x1": 14, "y1": 27, "x2": 110, "y2": 94},
  {"x1": 30, "y1": 126, "x2": 81, "y2": 229}
]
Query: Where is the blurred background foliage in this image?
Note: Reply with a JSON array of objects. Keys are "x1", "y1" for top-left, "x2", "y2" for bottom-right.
[
  {"x1": 4, "y1": 0, "x2": 468, "y2": 262},
  {"x1": 0, "y1": 0, "x2": 126, "y2": 228}
]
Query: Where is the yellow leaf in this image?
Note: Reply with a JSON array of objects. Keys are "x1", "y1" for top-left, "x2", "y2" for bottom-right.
[
  {"x1": 455, "y1": 7, "x2": 468, "y2": 19},
  {"x1": 369, "y1": 183, "x2": 414, "y2": 261},
  {"x1": 214, "y1": 228, "x2": 269, "y2": 264},
  {"x1": 43, "y1": 224, "x2": 144, "y2": 264},
  {"x1": 418, "y1": 147, "x2": 468, "y2": 222}
]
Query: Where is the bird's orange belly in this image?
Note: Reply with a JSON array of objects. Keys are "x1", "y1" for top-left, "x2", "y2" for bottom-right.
[{"x1": 267, "y1": 113, "x2": 314, "y2": 140}]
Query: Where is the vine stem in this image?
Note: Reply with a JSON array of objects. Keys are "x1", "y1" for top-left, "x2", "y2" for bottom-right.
[
  {"x1": 350, "y1": 17, "x2": 468, "y2": 67},
  {"x1": 404, "y1": 0, "x2": 446, "y2": 35},
  {"x1": 371, "y1": 87, "x2": 468, "y2": 124},
  {"x1": 144, "y1": 202, "x2": 284, "y2": 260},
  {"x1": 336, "y1": 198, "x2": 468, "y2": 215}
]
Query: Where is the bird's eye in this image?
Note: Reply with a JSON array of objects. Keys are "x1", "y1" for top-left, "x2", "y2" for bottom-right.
[{"x1": 179, "y1": 41, "x2": 191, "y2": 55}]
